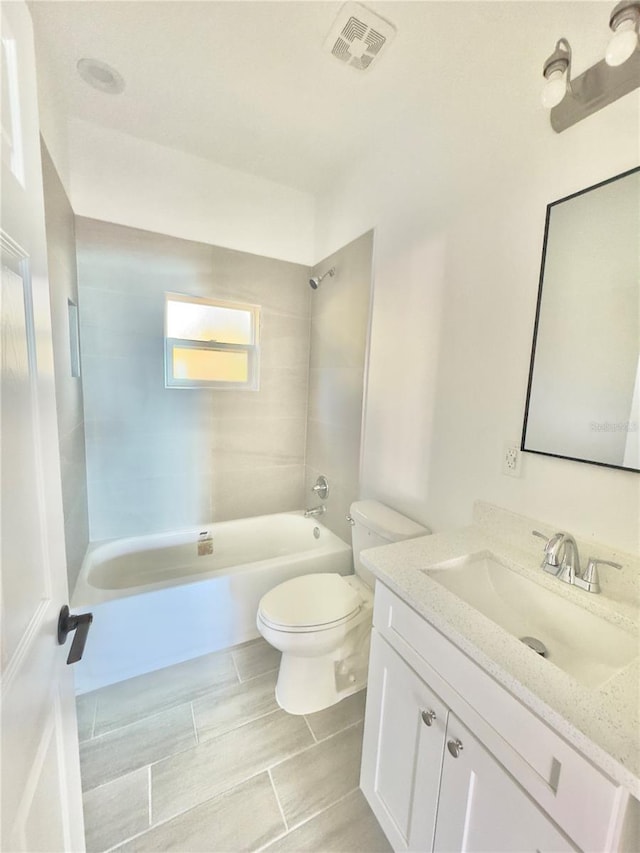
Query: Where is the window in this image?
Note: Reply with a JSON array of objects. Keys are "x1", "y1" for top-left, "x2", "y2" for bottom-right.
[{"x1": 165, "y1": 293, "x2": 260, "y2": 389}]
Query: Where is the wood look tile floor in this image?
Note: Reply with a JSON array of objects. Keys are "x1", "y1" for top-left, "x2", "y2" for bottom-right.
[{"x1": 77, "y1": 639, "x2": 391, "y2": 853}]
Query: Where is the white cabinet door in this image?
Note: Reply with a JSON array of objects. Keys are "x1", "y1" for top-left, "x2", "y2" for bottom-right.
[
  {"x1": 361, "y1": 631, "x2": 448, "y2": 852},
  {"x1": 1, "y1": 2, "x2": 85, "y2": 850},
  {"x1": 433, "y1": 715, "x2": 577, "y2": 853}
]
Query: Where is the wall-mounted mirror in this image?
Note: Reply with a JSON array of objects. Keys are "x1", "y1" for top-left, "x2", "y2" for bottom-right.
[{"x1": 522, "y1": 167, "x2": 640, "y2": 473}]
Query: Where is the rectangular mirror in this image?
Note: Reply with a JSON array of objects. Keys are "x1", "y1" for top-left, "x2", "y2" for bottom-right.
[{"x1": 522, "y1": 167, "x2": 640, "y2": 472}]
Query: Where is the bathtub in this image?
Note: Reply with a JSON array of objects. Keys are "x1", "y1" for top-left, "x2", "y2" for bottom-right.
[{"x1": 71, "y1": 512, "x2": 353, "y2": 694}]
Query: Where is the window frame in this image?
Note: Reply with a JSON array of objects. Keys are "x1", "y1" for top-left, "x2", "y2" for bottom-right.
[{"x1": 164, "y1": 292, "x2": 261, "y2": 390}]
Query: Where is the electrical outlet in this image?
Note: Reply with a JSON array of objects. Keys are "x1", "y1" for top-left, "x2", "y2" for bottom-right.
[{"x1": 502, "y1": 442, "x2": 522, "y2": 477}]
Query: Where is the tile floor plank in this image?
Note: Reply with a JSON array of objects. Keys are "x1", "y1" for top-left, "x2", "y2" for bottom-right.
[
  {"x1": 83, "y1": 768, "x2": 149, "y2": 853},
  {"x1": 193, "y1": 670, "x2": 278, "y2": 742},
  {"x1": 116, "y1": 773, "x2": 285, "y2": 852},
  {"x1": 92, "y1": 651, "x2": 238, "y2": 735},
  {"x1": 261, "y1": 789, "x2": 392, "y2": 853},
  {"x1": 232, "y1": 639, "x2": 281, "y2": 681},
  {"x1": 151, "y1": 709, "x2": 314, "y2": 824},
  {"x1": 270, "y1": 722, "x2": 364, "y2": 828},
  {"x1": 305, "y1": 690, "x2": 366, "y2": 741},
  {"x1": 80, "y1": 704, "x2": 196, "y2": 792}
]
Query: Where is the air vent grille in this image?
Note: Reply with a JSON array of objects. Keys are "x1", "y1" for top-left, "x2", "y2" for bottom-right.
[{"x1": 323, "y1": 2, "x2": 396, "y2": 72}]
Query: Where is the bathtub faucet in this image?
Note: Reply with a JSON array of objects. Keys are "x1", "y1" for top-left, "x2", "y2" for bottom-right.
[{"x1": 304, "y1": 505, "x2": 326, "y2": 518}]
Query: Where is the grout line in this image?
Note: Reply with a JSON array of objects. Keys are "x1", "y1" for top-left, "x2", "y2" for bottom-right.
[
  {"x1": 256, "y1": 786, "x2": 361, "y2": 853},
  {"x1": 148, "y1": 764, "x2": 152, "y2": 827},
  {"x1": 302, "y1": 715, "x2": 318, "y2": 743},
  {"x1": 268, "y1": 768, "x2": 290, "y2": 834},
  {"x1": 314, "y1": 715, "x2": 365, "y2": 744},
  {"x1": 86, "y1": 700, "x2": 193, "y2": 742},
  {"x1": 90, "y1": 696, "x2": 98, "y2": 740},
  {"x1": 230, "y1": 652, "x2": 242, "y2": 683},
  {"x1": 190, "y1": 701, "x2": 199, "y2": 745},
  {"x1": 285, "y1": 785, "x2": 360, "y2": 836},
  {"x1": 268, "y1": 718, "x2": 363, "y2": 776}
]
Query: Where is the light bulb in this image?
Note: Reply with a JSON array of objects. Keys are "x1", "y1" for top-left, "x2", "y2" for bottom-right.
[
  {"x1": 606, "y1": 17, "x2": 639, "y2": 66},
  {"x1": 541, "y1": 68, "x2": 567, "y2": 109}
]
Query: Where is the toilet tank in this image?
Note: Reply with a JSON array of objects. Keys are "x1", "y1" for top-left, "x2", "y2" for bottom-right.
[{"x1": 350, "y1": 499, "x2": 430, "y2": 588}]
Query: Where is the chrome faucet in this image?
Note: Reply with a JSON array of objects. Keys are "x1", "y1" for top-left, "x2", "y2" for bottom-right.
[
  {"x1": 304, "y1": 505, "x2": 326, "y2": 518},
  {"x1": 532, "y1": 530, "x2": 622, "y2": 593}
]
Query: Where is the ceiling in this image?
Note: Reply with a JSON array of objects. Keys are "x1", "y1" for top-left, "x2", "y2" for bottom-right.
[{"x1": 30, "y1": 1, "x2": 613, "y2": 195}]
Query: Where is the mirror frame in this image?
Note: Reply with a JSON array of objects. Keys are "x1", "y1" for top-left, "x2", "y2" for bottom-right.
[{"x1": 521, "y1": 166, "x2": 640, "y2": 473}]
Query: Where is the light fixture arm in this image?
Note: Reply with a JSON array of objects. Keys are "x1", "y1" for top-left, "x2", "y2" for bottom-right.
[
  {"x1": 543, "y1": 38, "x2": 572, "y2": 90},
  {"x1": 542, "y1": 5, "x2": 640, "y2": 133}
]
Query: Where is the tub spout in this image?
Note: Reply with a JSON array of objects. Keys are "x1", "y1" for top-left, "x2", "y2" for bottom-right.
[{"x1": 304, "y1": 505, "x2": 326, "y2": 518}]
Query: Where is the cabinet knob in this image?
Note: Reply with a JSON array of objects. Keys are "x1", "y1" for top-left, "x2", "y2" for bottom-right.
[
  {"x1": 421, "y1": 709, "x2": 437, "y2": 726},
  {"x1": 447, "y1": 738, "x2": 464, "y2": 758}
]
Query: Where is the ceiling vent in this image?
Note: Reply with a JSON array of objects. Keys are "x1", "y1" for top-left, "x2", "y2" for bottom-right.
[{"x1": 323, "y1": 2, "x2": 396, "y2": 71}]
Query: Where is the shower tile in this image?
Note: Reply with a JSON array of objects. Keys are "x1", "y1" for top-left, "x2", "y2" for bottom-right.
[
  {"x1": 76, "y1": 693, "x2": 97, "y2": 742},
  {"x1": 210, "y1": 416, "x2": 306, "y2": 471},
  {"x1": 269, "y1": 722, "x2": 363, "y2": 828},
  {"x1": 209, "y1": 366, "x2": 308, "y2": 420},
  {"x1": 83, "y1": 767, "x2": 149, "y2": 853},
  {"x1": 193, "y1": 669, "x2": 279, "y2": 742},
  {"x1": 260, "y1": 308, "x2": 311, "y2": 369},
  {"x1": 116, "y1": 773, "x2": 284, "y2": 852},
  {"x1": 231, "y1": 639, "x2": 281, "y2": 681},
  {"x1": 212, "y1": 464, "x2": 304, "y2": 522},
  {"x1": 80, "y1": 704, "x2": 196, "y2": 791},
  {"x1": 151, "y1": 709, "x2": 314, "y2": 823},
  {"x1": 207, "y1": 246, "x2": 310, "y2": 318},
  {"x1": 308, "y1": 366, "x2": 365, "y2": 433},
  {"x1": 261, "y1": 789, "x2": 391, "y2": 853},
  {"x1": 87, "y1": 471, "x2": 212, "y2": 541},
  {"x1": 305, "y1": 418, "x2": 361, "y2": 488},
  {"x1": 305, "y1": 690, "x2": 366, "y2": 741},
  {"x1": 93, "y1": 651, "x2": 237, "y2": 735}
]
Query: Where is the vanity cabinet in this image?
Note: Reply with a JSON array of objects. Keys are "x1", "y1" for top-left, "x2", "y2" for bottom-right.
[
  {"x1": 362, "y1": 633, "x2": 575, "y2": 852},
  {"x1": 361, "y1": 633, "x2": 446, "y2": 850},
  {"x1": 361, "y1": 583, "x2": 627, "y2": 853}
]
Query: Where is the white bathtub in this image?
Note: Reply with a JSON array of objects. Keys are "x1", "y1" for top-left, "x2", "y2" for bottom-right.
[{"x1": 71, "y1": 513, "x2": 353, "y2": 694}]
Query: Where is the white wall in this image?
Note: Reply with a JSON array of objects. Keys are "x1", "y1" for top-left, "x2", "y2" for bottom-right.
[
  {"x1": 67, "y1": 118, "x2": 316, "y2": 266},
  {"x1": 33, "y1": 29, "x2": 71, "y2": 194},
  {"x1": 315, "y1": 90, "x2": 640, "y2": 553}
]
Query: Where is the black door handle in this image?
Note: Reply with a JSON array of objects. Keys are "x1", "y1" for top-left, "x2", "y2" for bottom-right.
[{"x1": 57, "y1": 605, "x2": 93, "y2": 664}]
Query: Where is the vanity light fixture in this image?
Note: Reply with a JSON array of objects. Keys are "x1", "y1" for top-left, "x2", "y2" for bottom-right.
[{"x1": 541, "y1": 1, "x2": 640, "y2": 132}]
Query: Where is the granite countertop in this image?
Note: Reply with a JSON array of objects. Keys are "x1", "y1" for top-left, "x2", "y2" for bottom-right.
[{"x1": 360, "y1": 505, "x2": 640, "y2": 797}]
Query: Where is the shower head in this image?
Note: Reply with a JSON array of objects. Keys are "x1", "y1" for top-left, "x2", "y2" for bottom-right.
[{"x1": 309, "y1": 267, "x2": 336, "y2": 289}]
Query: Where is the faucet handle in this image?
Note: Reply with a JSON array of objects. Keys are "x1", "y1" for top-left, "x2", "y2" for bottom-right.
[{"x1": 577, "y1": 557, "x2": 622, "y2": 594}]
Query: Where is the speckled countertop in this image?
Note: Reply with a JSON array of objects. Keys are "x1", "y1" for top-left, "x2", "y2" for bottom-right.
[{"x1": 360, "y1": 502, "x2": 640, "y2": 797}]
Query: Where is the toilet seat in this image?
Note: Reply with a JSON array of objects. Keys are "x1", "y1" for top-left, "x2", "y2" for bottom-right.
[{"x1": 258, "y1": 573, "x2": 362, "y2": 633}]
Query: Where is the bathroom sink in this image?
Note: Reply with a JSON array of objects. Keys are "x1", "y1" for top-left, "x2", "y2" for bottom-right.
[{"x1": 423, "y1": 552, "x2": 637, "y2": 689}]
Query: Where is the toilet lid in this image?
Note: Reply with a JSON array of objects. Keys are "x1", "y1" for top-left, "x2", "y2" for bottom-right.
[{"x1": 258, "y1": 573, "x2": 361, "y2": 629}]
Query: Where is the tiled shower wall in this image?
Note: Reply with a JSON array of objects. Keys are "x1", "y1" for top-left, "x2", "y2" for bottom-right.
[
  {"x1": 76, "y1": 219, "x2": 311, "y2": 540},
  {"x1": 305, "y1": 231, "x2": 373, "y2": 543},
  {"x1": 41, "y1": 143, "x2": 90, "y2": 590}
]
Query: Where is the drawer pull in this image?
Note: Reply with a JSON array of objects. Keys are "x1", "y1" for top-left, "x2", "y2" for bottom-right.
[
  {"x1": 447, "y1": 738, "x2": 464, "y2": 758},
  {"x1": 421, "y1": 709, "x2": 437, "y2": 726}
]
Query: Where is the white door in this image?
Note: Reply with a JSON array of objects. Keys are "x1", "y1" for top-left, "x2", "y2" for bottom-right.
[
  {"x1": 434, "y1": 715, "x2": 577, "y2": 853},
  {"x1": 1, "y1": 2, "x2": 85, "y2": 850},
  {"x1": 361, "y1": 632, "x2": 448, "y2": 852}
]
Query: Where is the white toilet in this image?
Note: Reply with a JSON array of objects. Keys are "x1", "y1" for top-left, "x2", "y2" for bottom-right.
[{"x1": 257, "y1": 500, "x2": 429, "y2": 715}]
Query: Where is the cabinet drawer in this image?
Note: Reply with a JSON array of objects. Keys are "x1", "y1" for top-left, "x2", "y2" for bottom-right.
[{"x1": 373, "y1": 582, "x2": 625, "y2": 852}]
